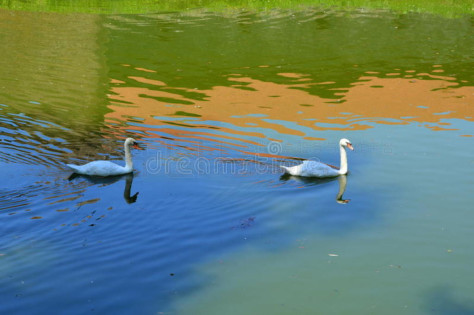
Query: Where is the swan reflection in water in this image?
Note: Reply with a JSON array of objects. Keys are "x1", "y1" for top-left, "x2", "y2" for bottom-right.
[
  {"x1": 68, "y1": 172, "x2": 139, "y2": 204},
  {"x1": 280, "y1": 173, "x2": 350, "y2": 204}
]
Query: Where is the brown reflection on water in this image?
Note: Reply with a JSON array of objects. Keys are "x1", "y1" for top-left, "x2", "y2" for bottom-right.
[
  {"x1": 107, "y1": 72, "x2": 474, "y2": 147},
  {"x1": 343, "y1": 75, "x2": 473, "y2": 130}
]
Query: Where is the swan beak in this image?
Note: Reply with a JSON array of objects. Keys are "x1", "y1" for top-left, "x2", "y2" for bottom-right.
[
  {"x1": 132, "y1": 142, "x2": 143, "y2": 150},
  {"x1": 347, "y1": 143, "x2": 354, "y2": 151}
]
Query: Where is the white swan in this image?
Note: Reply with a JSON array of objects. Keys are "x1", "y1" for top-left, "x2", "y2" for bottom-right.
[
  {"x1": 66, "y1": 138, "x2": 138, "y2": 176},
  {"x1": 281, "y1": 138, "x2": 354, "y2": 178}
]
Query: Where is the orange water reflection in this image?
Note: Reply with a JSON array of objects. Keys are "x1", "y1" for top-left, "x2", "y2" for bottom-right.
[{"x1": 107, "y1": 70, "x2": 473, "y2": 150}]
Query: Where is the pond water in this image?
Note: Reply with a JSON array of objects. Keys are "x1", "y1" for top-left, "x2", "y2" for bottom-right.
[{"x1": 1, "y1": 8, "x2": 473, "y2": 314}]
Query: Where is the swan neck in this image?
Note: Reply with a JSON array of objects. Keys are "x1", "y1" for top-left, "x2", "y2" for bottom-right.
[
  {"x1": 339, "y1": 144, "x2": 348, "y2": 174},
  {"x1": 124, "y1": 143, "x2": 133, "y2": 170}
]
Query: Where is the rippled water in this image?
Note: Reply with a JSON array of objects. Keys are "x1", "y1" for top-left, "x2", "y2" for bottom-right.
[{"x1": 0, "y1": 8, "x2": 473, "y2": 314}]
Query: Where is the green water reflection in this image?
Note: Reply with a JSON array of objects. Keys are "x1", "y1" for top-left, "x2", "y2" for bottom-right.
[{"x1": 1, "y1": 0, "x2": 473, "y2": 17}]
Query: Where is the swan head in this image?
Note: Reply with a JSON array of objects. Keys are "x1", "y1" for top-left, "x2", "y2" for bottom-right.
[
  {"x1": 124, "y1": 137, "x2": 138, "y2": 148},
  {"x1": 339, "y1": 138, "x2": 354, "y2": 151}
]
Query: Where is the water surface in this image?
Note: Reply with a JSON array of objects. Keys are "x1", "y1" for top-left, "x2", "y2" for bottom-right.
[{"x1": 0, "y1": 8, "x2": 473, "y2": 314}]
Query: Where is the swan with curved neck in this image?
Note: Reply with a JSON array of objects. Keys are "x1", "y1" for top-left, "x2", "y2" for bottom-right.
[
  {"x1": 66, "y1": 138, "x2": 138, "y2": 176},
  {"x1": 281, "y1": 138, "x2": 354, "y2": 178}
]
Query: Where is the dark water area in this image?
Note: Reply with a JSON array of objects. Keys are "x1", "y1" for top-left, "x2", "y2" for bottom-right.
[{"x1": 0, "y1": 8, "x2": 473, "y2": 314}]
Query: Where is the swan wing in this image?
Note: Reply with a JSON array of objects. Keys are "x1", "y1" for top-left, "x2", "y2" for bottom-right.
[
  {"x1": 66, "y1": 161, "x2": 130, "y2": 176},
  {"x1": 281, "y1": 160, "x2": 339, "y2": 177},
  {"x1": 300, "y1": 161, "x2": 339, "y2": 177}
]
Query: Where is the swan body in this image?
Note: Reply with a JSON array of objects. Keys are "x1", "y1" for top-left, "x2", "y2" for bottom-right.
[
  {"x1": 281, "y1": 138, "x2": 354, "y2": 178},
  {"x1": 66, "y1": 138, "x2": 137, "y2": 176}
]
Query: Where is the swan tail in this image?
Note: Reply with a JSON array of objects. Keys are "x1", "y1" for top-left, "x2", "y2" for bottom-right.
[
  {"x1": 280, "y1": 165, "x2": 290, "y2": 173},
  {"x1": 66, "y1": 164, "x2": 81, "y2": 173}
]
